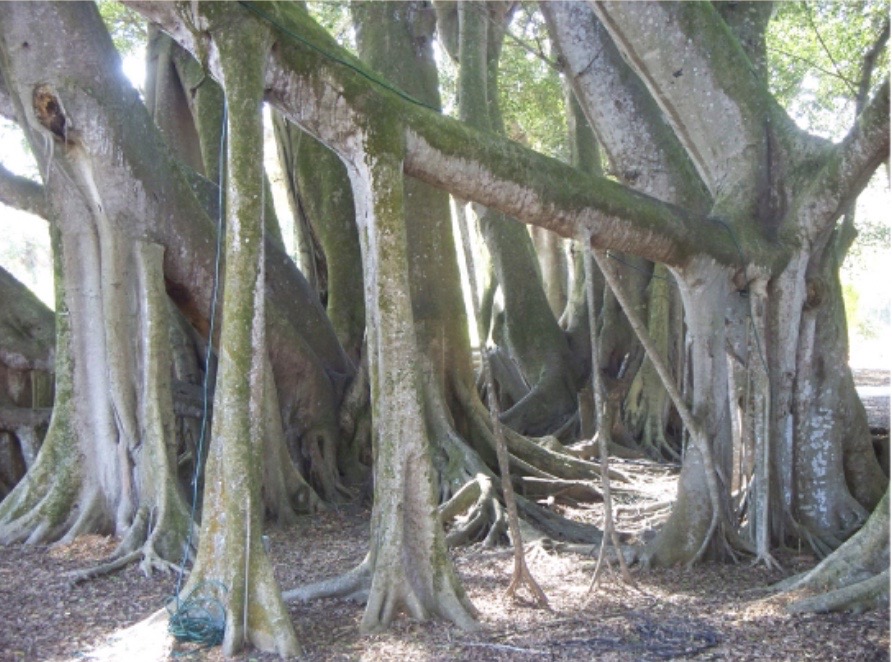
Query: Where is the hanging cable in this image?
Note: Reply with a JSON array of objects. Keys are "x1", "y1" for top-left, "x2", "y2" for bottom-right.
[{"x1": 168, "y1": 99, "x2": 229, "y2": 650}]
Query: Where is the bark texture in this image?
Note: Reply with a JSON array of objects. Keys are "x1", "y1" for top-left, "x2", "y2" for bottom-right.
[{"x1": 181, "y1": 9, "x2": 298, "y2": 654}]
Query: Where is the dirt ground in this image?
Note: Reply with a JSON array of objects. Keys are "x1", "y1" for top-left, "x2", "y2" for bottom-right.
[{"x1": 0, "y1": 370, "x2": 888, "y2": 661}]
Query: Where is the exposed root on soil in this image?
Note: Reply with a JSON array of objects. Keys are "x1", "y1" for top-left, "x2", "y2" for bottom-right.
[
  {"x1": 425, "y1": 372, "x2": 603, "y2": 546},
  {"x1": 518, "y1": 477, "x2": 602, "y2": 504},
  {"x1": 457, "y1": 380, "x2": 629, "y2": 484},
  {"x1": 787, "y1": 569, "x2": 890, "y2": 613},
  {"x1": 284, "y1": 556, "x2": 372, "y2": 604},
  {"x1": 440, "y1": 474, "x2": 508, "y2": 547},
  {"x1": 67, "y1": 546, "x2": 181, "y2": 587},
  {"x1": 0, "y1": 405, "x2": 87, "y2": 547},
  {"x1": 752, "y1": 549, "x2": 785, "y2": 572},
  {"x1": 773, "y1": 491, "x2": 889, "y2": 614},
  {"x1": 65, "y1": 505, "x2": 192, "y2": 586}
]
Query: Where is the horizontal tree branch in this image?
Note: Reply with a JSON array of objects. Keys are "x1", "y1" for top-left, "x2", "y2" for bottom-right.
[
  {"x1": 0, "y1": 407, "x2": 51, "y2": 430},
  {"x1": 130, "y1": 0, "x2": 763, "y2": 270},
  {"x1": 793, "y1": 78, "x2": 890, "y2": 242},
  {"x1": 0, "y1": 163, "x2": 48, "y2": 220}
]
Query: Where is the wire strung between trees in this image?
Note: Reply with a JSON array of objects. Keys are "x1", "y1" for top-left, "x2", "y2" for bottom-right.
[{"x1": 237, "y1": 1, "x2": 439, "y2": 112}]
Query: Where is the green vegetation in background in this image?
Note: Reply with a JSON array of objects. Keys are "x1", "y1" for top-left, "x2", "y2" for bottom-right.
[
  {"x1": 98, "y1": 0, "x2": 146, "y2": 57},
  {"x1": 768, "y1": 0, "x2": 889, "y2": 140},
  {"x1": 498, "y1": 3, "x2": 568, "y2": 160}
]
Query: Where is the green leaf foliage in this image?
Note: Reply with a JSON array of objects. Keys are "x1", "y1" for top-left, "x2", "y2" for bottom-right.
[
  {"x1": 498, "y1": 3, "x2": 568, "y2": 160},
  {"x1": 768, "y1": 0, "x2": 889, "y2": 140},
  {"x1": 98, "y1": 0, "x2": 147, "y2": 57}
]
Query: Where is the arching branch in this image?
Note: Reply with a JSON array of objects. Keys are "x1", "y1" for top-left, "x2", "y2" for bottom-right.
[
  {"x1": 793, "y1": 78, "x2": 890, "y2": 242},
  {"x1": 0, "y1": 163, "x2": 48, "y2": 220},
  {"x1": 128, "y1": 0, "x2": 760, "y2": 270}
]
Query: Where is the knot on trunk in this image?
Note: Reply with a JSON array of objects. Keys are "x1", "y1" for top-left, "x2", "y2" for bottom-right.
[{"x1": 804, "y1": 277, "x2": 826, "y2": 310}]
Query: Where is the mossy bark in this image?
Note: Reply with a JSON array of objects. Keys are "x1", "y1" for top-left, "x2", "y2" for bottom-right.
[
  {"x1": 0, "y1": 2, "x2": 191, "y2": 560},
  {"x1": 350, "y1": 122, "x2": 477, "y2": 631},
  {"x1": 456, "y1": 1, "x2": 580, "y2": 436},
  {"x1": 49, "y1": 0, "x2": 892, "y2": 591},
  {"x1": 561, "y1": 0, "x2": 887, "y2": 567},
  {"x1": 272, "y1": 118, "x2": 365, "y2": 364},
  {"x1": 0, "y1": 224, "x2": 82, "y2": 544},
  {"x1": 0, "y1": 265, "x2": 55, "y2": 495},
  {"x1": 181, "y1": 10, "x2": 298, "y2": 655},
  {"x1": 141, "y1": 10, "x2": 352, "y2": 509}
]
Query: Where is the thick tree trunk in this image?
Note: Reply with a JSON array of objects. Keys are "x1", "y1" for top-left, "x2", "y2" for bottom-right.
[
  {"x1": 776, "y1": 490, "x2": 889, "y2": 613},
  {"x1": 0, "y1": 3, "x2": 193, "y2": 561},
  {"x1": 273, "y1": 119, "x2": 364, "y2": 364},
  {"x1": 790, "y1": 236, "x2": 883, "y2": 550},
  {"x1": 11, "y1": 0, "x2": 885, "y2": 599},
  {"x1": 181, "y1": 13, "x2": 298, "y2": 654},
  {"x1": 0, "y1": 225, "x2": 82, "y2": 545}
]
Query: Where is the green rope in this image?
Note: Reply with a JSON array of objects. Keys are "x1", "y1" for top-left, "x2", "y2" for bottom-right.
[
  {"x1": 237, "y1": 0, "x2": 440, "y2": 112},
  {"x1": 168, "y1": 581, "x2": 228, "y2": 650}
]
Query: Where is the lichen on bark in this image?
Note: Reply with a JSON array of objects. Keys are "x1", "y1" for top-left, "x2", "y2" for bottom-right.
[{"x1": 176, "y1": 6, "x2": 298, "y2": 655}]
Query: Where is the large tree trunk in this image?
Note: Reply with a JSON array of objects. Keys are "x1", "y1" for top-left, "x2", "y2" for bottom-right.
[
  {"x1": 127, "y1": 3, "x2": 888, "y2": 572},
  {"x1": 282, "y1": 2, "x2": 479, "y2": 632},
  {"x1": 776, "y1": 489, "x2": 889, "y2": 613},
  {"x1": 546, "y1": 1, "x2": 733, "y2": 563},
  {"x1": 180, "y1": 11, "x2": 298, "y2": 654},
  {"x1": 0, "y1": 1, "x2": 881, "y2": 630},
  {"x1": 453, "y1": 1, "x2": 582, "y2": 437},
  {"x1": 0, "y1": 1, "x2": 347, "y2": 553},
  {"x1": 272, "y1": 119, "x2": 364, "y2": 365},
  {"x1": 350, "y1": 132, "x2": 478, "y2": 631},
  {"x1": 0, "y1": 3, "x2": 193, "y2": 563}
]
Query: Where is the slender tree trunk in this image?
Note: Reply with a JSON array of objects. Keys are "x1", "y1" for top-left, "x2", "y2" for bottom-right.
[{"x1": 457, "y1": 1, "x2": 581, "y2": 436}]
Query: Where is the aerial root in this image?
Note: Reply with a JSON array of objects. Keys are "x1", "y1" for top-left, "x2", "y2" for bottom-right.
[
  {"x1": 752, "y1": 550, "x2": 784, "y2": 572},
  {"x1": 505, "y1": 553, "x2": 550, "y2": 610},
  {"x1": 686, "y1": 518, "x2": 754, "y2": 569}
]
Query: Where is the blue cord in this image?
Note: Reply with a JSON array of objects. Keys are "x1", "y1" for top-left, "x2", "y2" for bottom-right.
[{"x1": 169, "y1": 101, "x2": 229, "y2": 648}]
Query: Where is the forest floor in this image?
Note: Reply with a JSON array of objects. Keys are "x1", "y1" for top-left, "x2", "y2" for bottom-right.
[{"x1": 0, "y1": 370, "x2": 888, "y2": 661}]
